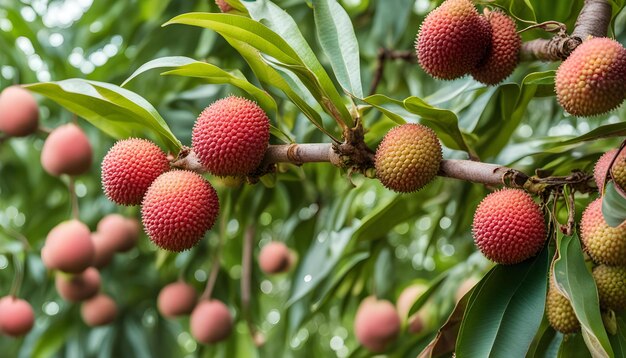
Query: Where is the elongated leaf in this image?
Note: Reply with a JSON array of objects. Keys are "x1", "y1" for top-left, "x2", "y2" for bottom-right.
[
  {"x1": 311, "y1": 251, "x2": 369, "y2": 311},
  {"x1": 558, "y1": 334, "x2": 592, "y2": 358},
  {"x1": 407, "y1": 272, "x2": 447, "y2": 317},
  {"x1": 610, "y1": 316, "x2": 626, "y2": 357},
  {"x1": 312, "y1": 0, "x2": 363, "y2": 98},
  {"x1": 553, "y1": 233, "x2": 613, "y2": 357},
  {"x1": 121, "y1": 56, "x2": 195, "y2": 86},
  {"x1": 602, "y1": 182, "x2": 626, "y2": 227},
  {"x1": 26, "y1": 80, "x2": 181, "y2": 152},
  {"x1": 456, "y1": 247, "x2": 548, "y2": 357}
]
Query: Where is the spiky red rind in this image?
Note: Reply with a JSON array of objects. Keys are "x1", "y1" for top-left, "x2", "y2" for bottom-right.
[
  {"x1": 594, "y1": 149, "x2": 619, "y2": 191},
  {"x1": 580, "y1": 198, "x2": 626, "y2": 266}
]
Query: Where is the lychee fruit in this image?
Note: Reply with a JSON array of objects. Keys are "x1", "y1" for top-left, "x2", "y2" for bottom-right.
[
  {"x1": 43, "y1": 220, "x2": 95, "y2": 274},
  {"x1": 594, "y1": 149, "x2": 619, "y2": 190},
  {"x1": 101, "y1": 138, "x2": 170, "y2": 206},
  {"x1": 259, "y1": 242, "x2": 292, "y2": 274},
  {"x1": 91, "y1": 232, "x2": 115, "y2": 268},
  {"x1": 0, "y1": 296, "x2": 34, "y2": 337},
  {"x1": 593, "y1": 265, "x2": 626, "y2": 311},
  {"x1": 141, "y1": 170, "x2": 219, "y2": 252},
  {"x1": 374, "y1": 123, "x2": 442, "y2": 193},
  {"x1": 415, "y1": 0, "x2": 491, "y2": 80},
  {"x1": 611, "y1": 150, "x2": 626, "y2": 190},
  {"x1": 41, "y1": 123, "x2": 92, "y2": 176},
  {"x1": 455, "y1": 276, "x2": 480, "y2": 303},
  {"x1": 97, "y1": 214, "x2": 140, "y2": 253},
  {"x1": 472, "y1": 188, "x2": 546, "y2": 265},
  {"x1": 190, "y1": 300, "x2": 233, "y2": 344},
  {"x1": 157, "y1": 281, "x2": 198, "y2": 318},
  {"x1": 215, "y1": 0, "x2": 232, "y2": 12},
  {"x1": 580, "y1": 198, "x2": 626, "y2": 266},
  {"x1": 354, "y1": 296, "x2": 401, "y2": 353},
  {"x1": 396, "y1": 283, "x2": 430, "y2": 334},
  {"x1": 192, "y1": 96, "x2": 270, "y2": 176},
  {"x1": 546, "y1": 277, "x2": 580, "y2": 333},
  {"x1": 55, "y1": 267, "x2": 101, "y2": 302},
  {"x1": 81, "y1": 294, "x2": 117, "y2": 326},
  {"x1": 0, "y1": 86, "x2": 39, "y2": 137},
  {"x1": 555, "y1": 37, "x2": 626, "y2": 117},
  {"x1": 471, "y1": 11, "x2": 520, "y2": 85}
]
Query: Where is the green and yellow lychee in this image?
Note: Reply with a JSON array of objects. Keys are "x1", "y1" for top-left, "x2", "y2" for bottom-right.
[{"x1": 580, "y1": 198, "x2": 626, "y2": 266}]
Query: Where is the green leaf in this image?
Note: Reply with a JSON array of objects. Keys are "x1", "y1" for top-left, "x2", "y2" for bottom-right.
[
  {"x1": 558, "y1": 333, "x2": 592, "y2": 358},
  {"x1": 554, "y1": 233, "x2": 613, "y2": 357},
  {"x1": 456, "y1": 247, "x2": 548, "y2": 357},
  {"x1": 312, "y1": 0, "x2": 363, "y2": 98},
  {"x1": 610, "y1": 316, "x2": 626, "y2": 357},
  {"x1": 602, "y1": 182, "x2": 626, "y2": 228},
  {"x1": 26, "y1": 79, "x2": 181, "y2": 153},
  {"x1": 121, "y1": 56, "x2": 196, "y2": 86},
  {"x1": 353, "y1": 194, "x2": 425, "y2": 241},
  {"x1": 31, "y1": 315, "x2": 76, "y2": 358},
  {"x1": 407, "y1": 272, "x2": 447, "y2": 317},
  {"x1": 558, "y1": 123, "x2": 626, "y2": 146}
]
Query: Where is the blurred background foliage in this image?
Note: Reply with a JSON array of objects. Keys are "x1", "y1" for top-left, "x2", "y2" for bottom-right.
[{"x1": 0, "y1": 0, "x2": 625, "y2": 357}]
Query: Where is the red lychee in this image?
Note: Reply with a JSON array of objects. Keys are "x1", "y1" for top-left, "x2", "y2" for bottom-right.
[
  {"x1": 0, "y1": 86, "x2": 39, "y2": 137},
  {"x1": 91, "y1": 232, "x2": 115, "y2": 268},
  {"x1": 190, "y1": 300, "x2": 233, "y2": 344},
  {"x1": 472, "y1": 189, "x2": 546, "y2": 264},
  {"x1": 101, "y1": 138, "x2": 170, "y2": 206},
  {"x1": 259, "y1": 242, "x2": 292, "y2": 274},
  {"x1": 0, "y1": 296, "x2": 34, "y2": 337},
  {"x1": 157, "y1": 281, "x2": 198, "y2": 318},
  {"x1": 396, "y1": 283, "x2": 430, "y2": 334},
  {"x1": 41, "y1": 123, "x2": 92, "y2": 176},
  {"x1": 215, "y1": 0, "x2": 232, "y2": 12},
  {"x1": 354, "y1": 296, "x2": 401, "y2": 352},
  {"x1": 141, "y1": 170, "x2": 219, "y2": 252},
  {"x1": 97, "y1": 214, "x2": 140, "y2": 253},
  {"x1": 81, "y1": 294, "x2": 117, "y2": 327},
  {"x1": 192, "y1": 96, "x2": 270, "y2": 176},
  {"x1": 43, "y1": 220, "x2": 95, "y2": 273},
  {"x1": 55, "y1": 267, "x2": 101, "y2": 302},
  {"x1": 594, "y1": 149, "x2": 619, "y2": 191}
]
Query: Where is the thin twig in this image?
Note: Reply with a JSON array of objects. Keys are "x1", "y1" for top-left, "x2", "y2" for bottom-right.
[{"x1": 8, "y1": 254, "x2": 24, "y2": 298}]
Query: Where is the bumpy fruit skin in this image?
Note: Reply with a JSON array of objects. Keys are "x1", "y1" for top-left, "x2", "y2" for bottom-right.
[
  {"x1": 215, "y1": 0, "x2": 232, "y2": 12},
  {"x1": 611, "y1": 150, "x2": 626, "y2": 190},
  {"x1": 43, "y1": 220, "x2": 95, "y2": 274},
  {"x1": 55, "y1": 267, "x2": 101, "y2": 302},
  {"x1": 472, "y1": 189, "x2": 546, "y2": 265},
  {"x1": 594, "y1": 149, "x2": 619, "y2": 190},
  {"x1": 190, "y1": 300, "x2": 233, "y2": 344},
  {"x1": 101, "y1": 138, "x2": 170, "y2": 206},
  {"x1": 81, "y1": 294, "x2": 117, "y2": 326},
  {"x1": 415, "y1": 0, "x2": 490, "y2": 80},
  {"x1": 396, "y1": 283, "x2": 430, "y2": 334},
  {"x1": 0, "y1": 296, "x2": 34, "y2": 337},
  {"x1": 41, "y1": 123, "x2": 92, "y2": 176},
  {"x1": 354, "y1": 296, "x2": 401, "y2": 352},
  {"x1": 0, "y1": 86, "x2": 39, "y2": 137},
  {"x1": 97, "y1": 214, "x2": 140, "y2": 253},
  {"x1": 555, "y1": 37, "x2": 626, "y2": 117},
  {"x1": 141, "y1": 171, "x2": 219, "y2": 252},
  {"x1": 580, "y1": 198, "x2": 626, "y2": 266},
  {"x1": 157, "y1": 282, "x2": 198, "y2": 318},
  {"x1": 375, "y1": 124, "x2": 442, "y2": 193},
  {"x1": 471, "y1": 11, "x2": 520, "y2": 85},
  {"x1": 192, "y1": 96, "x2": 270, "y2": 176},
  {"x1": 546, "y1": 278, "x2": 580, "y2": 333},
  {"x1": 259, "y1": 242, "x2": 292, "y2": 274},
  {"x1": 593, "y1": 265, "x2": 626, "y2": 311}
]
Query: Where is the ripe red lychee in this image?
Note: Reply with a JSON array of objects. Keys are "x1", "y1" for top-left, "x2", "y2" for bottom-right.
[
  {"x1": 97, "y1": 214, "x2": 140, "y2": 253},
  {"x1": 0, "y1": 86, "x2": 39, "y2": 137},
  {"x1": 81, "y1": 294, "x2": 117, "y2": 327},
  {"x1": 0, "y1": 296, "x2": 34, "y2": 337},
  {"x1": 192, "y1": 96, "x2": 270, "y2": 176},
  {"x1": 157, "y1": 281, "x2": 198, "y2": 318},
  {"x1": 555, "y1": 37, "x2": 626, "y2": 117},
  {"x1": 215, "y1": 0, "x2": 232, "y2": 12},
  {"x1": 190, "y1": 300, "x2": 233, "y2": 344},
  {"x1": 43, "y1": 220, "x2": 95, "y2": 274},
  {"x1": 471, "y1": 11, "x2": 520, "y2": 85},
  {"x1": 141, "y1": 170, "x2": 219, "y2": 252},
  {"x1": 396, "y1": 283, "x2": 430, "y2": 334},
  {"x1": 101, "y1": 138, "x2": 170, "y2": 206},
  {"x1": 611, "y1": 150, "x2": 626, "y2": 191},
  {"x1": 55, "y1": 267, "x2": 101, "y2": 302},
  {"x1": 354, "y1": 296, "x2": 401, "y2": 353},
  {"x1": 41, "y1": 123, "x2": 92, "y2": 176},
  {"x1": 91, "y1": 232, "x2": 115, "y2": 268},
  {"x1": 375, "y1": 123, "x2": 442, "y2": 193},
  {"x1": 472, "y1": 189, "x2": 546, "y2": 264},
  {"x1": 259, "y1": 242, "x2": 292, "y2": 274},
  {"x1": 415, "y1": 0, "x2": 491, "y2": 80},
  {"x1": 580, "y1": 198, "x2": 626, "y2": 266},
  {"x1": 594, "y1": 149, "x2": 619, "y2": 191}
]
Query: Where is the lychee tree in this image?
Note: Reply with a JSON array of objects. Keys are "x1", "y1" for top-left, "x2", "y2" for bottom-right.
[{"x1": 1, "y1": 0, "x2": 626, "y2": 356}]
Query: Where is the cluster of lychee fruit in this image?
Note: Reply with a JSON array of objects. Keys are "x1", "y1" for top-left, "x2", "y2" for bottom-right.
[{"x1": 415, "y1": 0, "x2": 521, "y2": 85}]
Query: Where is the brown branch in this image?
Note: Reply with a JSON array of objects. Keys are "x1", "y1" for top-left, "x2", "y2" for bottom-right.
[{"x1": 370, "y1": 49, "x2": 416, "y2": 95}]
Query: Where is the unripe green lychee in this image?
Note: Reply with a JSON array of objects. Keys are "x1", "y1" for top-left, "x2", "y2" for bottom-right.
[
  {"x1": 594, "y1": 149, "x2": 618, "y2": 190},
  {"x1": 546, "y1": 278, "x2": 580, "y2": 333},
  {"x1": 81, "y1": 294, "x2": 117, "y2": 327},
  {"x1": 41, "y1": 123, "x2": 92, "y2": 176},
  {"x1": 593, "y1": 265, "x2": 626, "y2": 311},
  {"x1": 101, "y1": 138, "x2": 170, "y2": 206},
  {"x1": 43, "y1": 220, "x2": 95, "y2": 274},
  {"x1": 580, "y1": 198, "x2": 626, "y2": 266},
  {"x1": 55, "y1": 267, "x2": 101, "y2": 302},
  {"x1": 415, "y1": 0, "x2": 491, "y2": 80},
  {"x1": 610, "y1": 150, "x2": 626, "y2": 191},
  {"x1": 0, "y1": 296, "x2": 34, "y2": 337},
  {"x1": 0, "y1": 86, "x2": 39, "y2": 137},
  {"x1": 472, "y1": 189, "x2": 546, "y2": 264},
  {"x1": 192, "y1": 96, "x2": 270, "y2": 176},
  {"x1": 157, "y1": 281, "x2": 198, "y2": 318},
  {"x1": 141, "y1": 170, "x2": 219, "y2": 252},
  {"x1": 471, "y1": 11, "x2": 520, "y2": 85},
  {"x1": 97, "y1": 214, "x2": 140, "y2": 253},
  {"x1": 555, "y1": 37, "x2": 626, "y2": 117},
  {"x1": 190, "y1": 300, "x2": 233, "y2": 344},
  {"x1": 374, "y1": 123, "x2": 442, "y2": 193},
  {"x1": 354, "y1": 296, "x2": 401, "y2": 352},
  {"x1": 396, "y1": 283, "x2": 431, "y2": 334},
  {"x1": 215, "y1": 0, "x2": 232, "y2": 12},
  {"x1": 259, "y1": 242, "x2": 292, "y2": 274}
]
